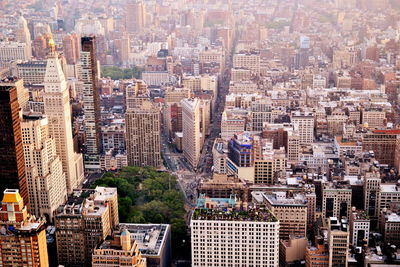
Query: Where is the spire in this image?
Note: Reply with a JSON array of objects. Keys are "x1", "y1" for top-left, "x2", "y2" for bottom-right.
[
  {"x1": 48, "y1": 34, "x2": 56, "y2": 56},
  {"x1": 44, "y1": 50, "x2": 67, "y2": 93}
]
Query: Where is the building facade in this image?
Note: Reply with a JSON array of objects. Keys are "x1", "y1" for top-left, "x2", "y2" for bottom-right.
[
  {"x1": 55, "y1": 187, "x2": 118, "y2": 267},
  {"x1": 0, "y1": 189, "x2": 48, "y2": 266},
  {"x1": 0, "y1": 85, "x2": 28, "y2": 205},
  {"x1": 80, "y1": 36, "x2": 102, "y2": 170},
  {"x1": 191, "y1": 197, "x2": 279, "y2": 267},
  {"x1": 125, "y1": 101, "x2": 162, "y2": 168},
  {"x1": 181, "y1": 98, "x2": 202, "y2": 169},
  {"x1": 21, "y1": 113, "x2": 67, "y2": 222},
  {"x1": 43, "y1": 48, "x2": 84, "y2": 193}
]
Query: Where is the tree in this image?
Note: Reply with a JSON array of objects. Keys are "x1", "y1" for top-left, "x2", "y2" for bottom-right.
[
  {"x1": 93, "y1": 167, "x2": 188, "y2": 257},
  {"x1": 101, "y1": 66, "x2": 143, "y2": 80}
]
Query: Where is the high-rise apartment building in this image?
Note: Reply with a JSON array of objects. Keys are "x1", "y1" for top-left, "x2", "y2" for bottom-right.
[
  {"x1": 199, "y1": 48, "x2": 226, "y2": 72},
  {"x1": 0, "y1": 189, "x2": 49, "y2": 266},
  {"x1": 287, "y1": 132, "x2": 300, "y2": 162},
  {"x1": 0, "y1": 85, "x2": 28, "y2": 205},
  {"x1": 0, "y1": 41, "x2": 31, "y2": 62},
  {"x1": 125, "y1": 101, "x2": 162, "y2": 168},
  {"x1": 233, "y1": 52, "x2": 260, "y2": 74},
  {"x1": 291, "y1": 111, "x2": 315, "y2": 145},
  {"x1": 305, "y1": 239, "x2": 329, "y2": 267},
  {"x1": 126, "y1": 0, "x2": 146, "y2": 33},
  {"x1": 253, "y1": 191, "x2": 307, "y2": 240},
  {"x1": 0, "y1": 78, "x2": 29, "y2": 111},
  {"x1": 251, "y1": 98, "x2": 272, "y2": 132},
  {"x1": 191, "y1": 197, "x2": 280, "y2": 267},
  {"x1": 378, "y1": 183, "x2": 400, "y2": 216},
  {"x1": 364, "y1": 172, "x2": 381, "y2": 219},
  {"x1": 63, "y1": 33, "x2": 80, "y2": 64},
  {"x1": 362, "y1": 129, "x2": 400, "y2": 166},
  {"x1": 55, "y1": 187, "x2": 118, "y2": 267},
  {"x1": 124, "y1": 80, "x2": 161, "y2": 168},
  {"x1": 43, "y1": 46, "x2": 84, "y2": 192},
  {"x1": 361, "y1": 108, "x2": 386, "y2": 129},
  {"x1": 21, "y1": 113, "x2": 67, "y2": 222},
  {"x1": 16, "y1": 60, "x2": 47, "y2": 85},
  {"x1": 322, "y1": 184, "x2": 352, "y2": 220},
  {"x1": 349, "y1": 210, "x2": 370, "y2": 247},
  {"x1": 328, "y1": 217, "x2": 349, "y2": 267},
  {"x1": 380, "y1": 209, "x2": 400, "y2": 247},
  {"x1": 305, "y1": 192, "x2": 317, "y2": 228},
  {"x1": 92, "y1": 229, "x2": 147, "y2": 267},
  {"x1": 80, "y1": 36, "x2": 102, "y2": 170},
  {"x1": 181, "y1": 98, "x2": 202, "y2": 169}
]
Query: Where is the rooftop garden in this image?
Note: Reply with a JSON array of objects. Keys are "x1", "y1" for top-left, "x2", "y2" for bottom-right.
[{"x1": 192, "y1": 207, "x2": 278, "y2": 222}]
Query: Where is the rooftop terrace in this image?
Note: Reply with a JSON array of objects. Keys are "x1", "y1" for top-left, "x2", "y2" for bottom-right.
[{"x1": 192, "y1": 207, "x2": 277, "y2": 222}]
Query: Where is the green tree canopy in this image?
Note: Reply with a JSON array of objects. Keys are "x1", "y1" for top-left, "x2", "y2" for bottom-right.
[
  {"x1": 101, "y1": 66, "x2": 143, "y2": 80},
  {"x1": 93, "y1": 167, "x2": 187, "y2": 255}
]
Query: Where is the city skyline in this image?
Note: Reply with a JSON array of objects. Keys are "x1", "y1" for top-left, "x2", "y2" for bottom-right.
[{"x1": 0, "y1": 0, "x2": 400, "y2": 266}]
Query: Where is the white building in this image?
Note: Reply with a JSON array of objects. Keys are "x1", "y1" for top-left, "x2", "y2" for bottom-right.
[
  {"x1": 349, "y1": 210, "x2": 370, "y2": 247},
  {"x1": 322, "y1": 184, "x2": 352, "y2": 220},
  {"x1": 291, "y1": 111, "x2": 314, "y2": 145},
  {"x1": 181, "y1": 98, "x2": 202, "y2": 169},
  {"x1": 21, "y1": 113, "x2": 67, "y2": 222},
  {"x1": 328, "y1": 217, "x2": 349, "y2": 267},
  {"x1": 16, "y1": 60, "x2": 47, "y2": 85},
  {"x1": 191, "y1": 197, "x2": 279, "y2": 267},
  {"x1": 212, "y1": 139, "x2": 227, "y2": 174},
  {"x1": 43, "y1": 49, "x2": 84, "y2": 193},
  {"x1": 312, "y1": 75, "x2": 326, "y2": 89},
  {"x1": 220, "y1": 110, "x2": 247, "y2": 139},
  {"x1": 0, "y1": 42, "x2": 31, "y2": 62},
  {"x1": 15, "y1": 16, "x2": 32, "y2": 59},
  {"x1": 141, "y1": 71, "x2": 173, "y2": 86},
  {"x1": 233, "y1": 52, "x2": 260, "y2": 74}
]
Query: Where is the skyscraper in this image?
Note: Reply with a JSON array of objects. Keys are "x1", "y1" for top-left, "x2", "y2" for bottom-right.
[
  {"x1": 55, "y1": 187, "x2": 118, "y2": 266},
  {"x1": 43, "y1": 43, "x2": 84, "y2": 193},
  {"x1": 21, "y1": 113, "x2": 67, "y2": 222},
  {"x1": 291, "y1": 111, "x2": 315, "y2": 145},
  {"x1": 125, "y1": 101, "x2": 162, "y2": 168},
  {"x1": 0, "y1": 85, "x2": 28, "y2": 205},
  {"x1": 63, "y1": 33, "x2": 80, "y2": 64},
  {"x1": 15, "y1": 16, "x2": 32, "y2": 59},
  {"x1": 80, "y1": 36, "x2": 102, "y2": 170},
  {"x1": 124, "y1": 80, "x2": 161, "y2": 168},
  {"x1": 328, "y1": 217, "x2": 349, "y2": 267},
  {"x1": 191, "y1": 196, "x2": 280, "y2": 266},
  {"x1": 0, "y1": 189, "x2": 49, "y2": 266},
  {"x1": 125, "y1": 0, "x2": 146, "y2": 33},
  {"x1": 181, "y1": 98, "x2": 202, "y2": 170}
]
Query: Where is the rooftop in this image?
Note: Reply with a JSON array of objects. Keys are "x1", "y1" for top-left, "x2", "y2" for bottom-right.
[
  {"x1": 386, "y1": 213, "x2": 400, "y2": 223},
  {"x1": 380, "y1": 184, "x2": 400, "y2": 193},
  {"x1": 352, "y1": 210, "x2": 369, "y2": 221},
  {"x1": 117, "y1": 224, "x2": 170, "y2": 256},
  {"x1": 253, "y1": 191, "x2": 308, "y2": 207},
  {"x1": 2, "y1": 189, "x2": 22, "y2": 203},
  {"x1": 192, "y1": 207, "x2": 278, "y2": 222}
]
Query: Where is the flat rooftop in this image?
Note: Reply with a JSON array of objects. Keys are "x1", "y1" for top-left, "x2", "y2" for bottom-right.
[
  {"x1": 253, "y1": 191, "x2": 307, "y2": 207},
  {"x1": 192, "y1": 207, "x2": 277, "y2": 222},
  {"x1": 118, "y1": 223, "x2": 170, "y2": 257},
  {"x1": 380, "y1": 184, "x2": 400, "y2": 193}
]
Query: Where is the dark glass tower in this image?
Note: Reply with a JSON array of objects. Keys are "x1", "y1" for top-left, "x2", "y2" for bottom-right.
[
  {"x1": 81, "y1": 37, "x2": 102, "y2": 170},
  {"x1": 0, "y1": 85, "x2": 28, "y2": 204}
]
